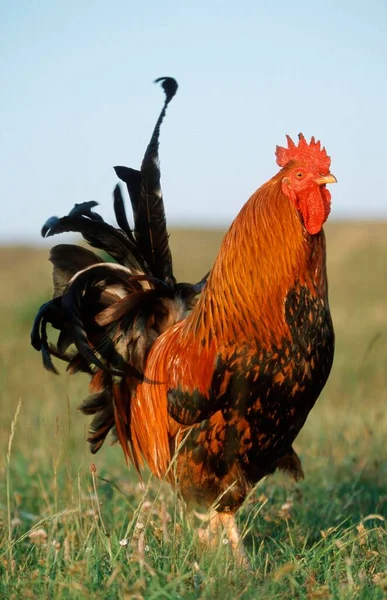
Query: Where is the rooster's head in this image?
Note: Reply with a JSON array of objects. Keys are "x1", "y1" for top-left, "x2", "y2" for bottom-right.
[{"x1": 275, "y1": 134, "x2": 337, "y2": 235}]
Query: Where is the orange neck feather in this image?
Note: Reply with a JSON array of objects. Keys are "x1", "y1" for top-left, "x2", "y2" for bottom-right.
[{"x1": 186, "y1": 174, "x2": 312, "y2": 348}]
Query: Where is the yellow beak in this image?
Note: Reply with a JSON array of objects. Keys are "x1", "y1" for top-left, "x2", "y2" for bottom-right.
[{"x1": 315, "y1": 174, "x2": 337, "y2": 185}]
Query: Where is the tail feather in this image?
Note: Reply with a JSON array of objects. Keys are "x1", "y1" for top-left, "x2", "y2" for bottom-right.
[
  {"x1": 79, "y1": 374, "x2": 116, "y2": 454},
  {"x1": 31, "y1": 298, "x2": 64, "y2": 373},
  {"x1": 113, "y1": 184, "x2": 134, "y2": 240},
  {"x1": 56, "y1": 327, "x2": 73, "y2": 355},
  {"x1": 46, "y1": 343, "x2": 92, "y2": 374},
  {"x1": 115, "y1": 77, "x2": 178, "y2": 285},
  {"x1": 67, "y1": 201, "x2": 104, "y2": 221},
  {"x1": 42, "y1": 207, "x2": 146, "y2": 275},
  {"x1": 114, "y1": 167, "x2": 142, "y2": 217},
  {"x1": 60, "y1": 263, "x2": 148, "y2": 378},
  {"x1": 137, "y1": 77, "x2": 178, "y2": 284},
  {"x1": 31, "y1": 76, "x2": 208, "y2": 469},
  {"x1": 50, "y1": 244, "x2": 101, "y2": 298}
]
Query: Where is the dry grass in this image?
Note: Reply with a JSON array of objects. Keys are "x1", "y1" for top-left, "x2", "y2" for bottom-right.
[{"x1": 0, "y1": 221, "x2": 386, "y2": 599}]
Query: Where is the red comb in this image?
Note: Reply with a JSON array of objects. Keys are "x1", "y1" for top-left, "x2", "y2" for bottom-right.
[{"x1": 275, "y1": 133, "x2": 331, "y2": 173}]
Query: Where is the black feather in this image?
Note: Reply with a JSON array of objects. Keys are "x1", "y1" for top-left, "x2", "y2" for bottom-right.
[
  {"x1": 31, "y1": 298, "x2": 63, "y2": 348},
  {"x1": 42, "y1": 212, "x2": 146, "y2": 274},
  {"x1": 45, "y1": 343, "x2": 92, "y2": 374},
  {"x1": 83, "y1": 386, "x2": 115, "y2": 453},
  {"x1": 78, "y1": 389, "x2": 112, "y2": 415},
  {"x1": 61, "y1": 263, "x2": 146, "y2": 379},
  {"x1": 66, "y1": 353, "x2": 93, "y2": 374},
  {"x1": 57, "y1": 327, "x2": 74, "y2": 355},
  {"x1": 41, "y1": 202, "x2": 104, "y2": 239},
  {"x1": 113, "y1": 184, "x2": 135, "y2": 241},
  {"x1": 50, "y1": 244, "x2": 101, "y2": 298},
  {"x1": 41, "y1": 332, "x2": 59, "y2": 374},
  {"x1": 67, "y1": 201, "x2": 104, "y2": 221},
  {"x1": 176, "y1": 272, "x2": 209, "y2": 301},
  {"x1": 122, "y1": 78, "x2": 178, "y2": 284},
  {"x1": 154, "y1": 77, "x2": 179, "y2": 104},
  {"x1": 113, "y1": 167, "x2": 142, "y2": 217},
  {"x1": 31, "y1": 299, "x2": 63, "y2": 373}
]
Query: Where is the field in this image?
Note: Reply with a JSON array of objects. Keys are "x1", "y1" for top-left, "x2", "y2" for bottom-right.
[{"x1": 0, "y1": 222, "x2": 386, "y2": 599}]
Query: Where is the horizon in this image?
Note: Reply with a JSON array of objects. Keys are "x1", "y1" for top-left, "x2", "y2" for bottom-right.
[{"x1": 0, "y1": 217, "x2": 385, "y2": 249}]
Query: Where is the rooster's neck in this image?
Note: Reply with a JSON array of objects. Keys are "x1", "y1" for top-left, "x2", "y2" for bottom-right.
[{"x1": 186, "y1": 179, "x2": 327, "y2": 348}]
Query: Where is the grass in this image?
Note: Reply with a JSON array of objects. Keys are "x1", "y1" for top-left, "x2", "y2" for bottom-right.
[{"x1": 0, "y1": 222, "x2": 387, "y2": 599}]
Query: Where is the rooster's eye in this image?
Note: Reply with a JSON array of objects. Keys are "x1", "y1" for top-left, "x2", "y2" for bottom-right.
[{"x1": 296, "y1": 172, "x2": 303, "y2": 179}]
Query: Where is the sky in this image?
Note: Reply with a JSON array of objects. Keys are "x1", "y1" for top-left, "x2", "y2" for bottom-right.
[{"x1": 1, "y1": 0, "x2": 387, "y2": 243}]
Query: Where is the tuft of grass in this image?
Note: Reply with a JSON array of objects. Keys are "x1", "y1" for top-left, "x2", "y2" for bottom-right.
[{"x1": 1, "y1": 222, "x2": 387, "y2": 599}]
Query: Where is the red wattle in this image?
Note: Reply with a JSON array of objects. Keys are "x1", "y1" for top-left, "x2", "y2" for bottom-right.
[
  {"x1": 321, "y1": 187, "x2": 331, "y2": 221},
  {"x1": 301, "y1": 187, "x2": 326, "y2": 235}
]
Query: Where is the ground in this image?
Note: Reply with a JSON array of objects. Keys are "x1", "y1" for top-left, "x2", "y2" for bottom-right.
[{"x1": 0, "y1": 222, "x2": 386, "y2": 599}]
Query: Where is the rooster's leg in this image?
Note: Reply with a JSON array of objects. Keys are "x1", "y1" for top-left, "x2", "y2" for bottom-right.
[
  {"x1": 197, "y1": 509, "x2": 221, "y2": 549},
  {"x1": 197, "y1": 510, "x2": 251, "y2": 569},
  {"x1": 219, "y1": 512, "x2": 251, "y2": 569}
]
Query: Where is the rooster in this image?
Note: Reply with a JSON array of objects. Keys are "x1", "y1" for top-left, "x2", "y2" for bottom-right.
[{"x1": 31, "y1": 77, "x2": 336, "y2": 565}]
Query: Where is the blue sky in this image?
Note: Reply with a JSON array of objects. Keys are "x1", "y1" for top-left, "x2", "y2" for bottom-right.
[{"x1": 1, "y1": 0, "x2": 387, "y2": 243}]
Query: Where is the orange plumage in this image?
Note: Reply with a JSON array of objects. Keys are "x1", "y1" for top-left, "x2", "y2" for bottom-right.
[{"x1": 32, "y1": 78, "x2": 336, "y2": 563}]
